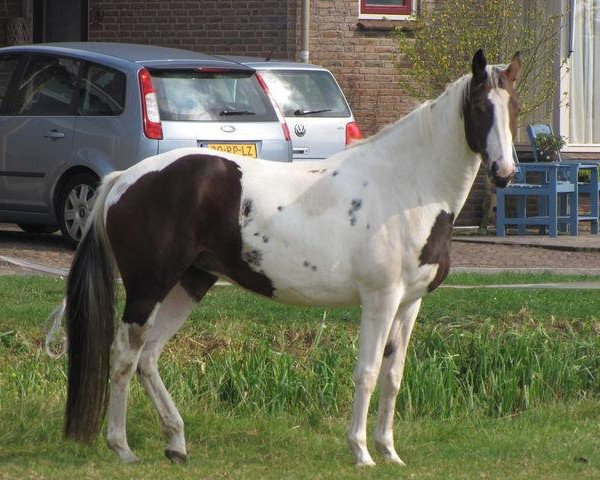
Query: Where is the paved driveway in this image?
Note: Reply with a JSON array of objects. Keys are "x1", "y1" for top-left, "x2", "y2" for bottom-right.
[{"x1": 2, "y1": 222, "x2": 600, "y2": 276}]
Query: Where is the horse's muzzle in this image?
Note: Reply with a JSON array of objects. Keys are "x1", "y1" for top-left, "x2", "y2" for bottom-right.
[{"x1": 490, "y1": 171, "x2": 514, "y2": 188}]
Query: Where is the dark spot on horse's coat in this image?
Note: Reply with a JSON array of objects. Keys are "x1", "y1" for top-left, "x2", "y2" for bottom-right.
[
  {"x1": 383, "y1": 343, "x2": 396, "y2": 358},
  {"x1": 240, "y1": 198, "x2": 254, "y2": 227},
  {"x1": 253, "y1": 232, "x2": 260, "y2": 236},
  {"x1": 366, "y1": 223, "x2": 370, "y2": 230},
  {"x1": 128, "y1": 324, "x2": 145, "y2": 350},
  {"x1": 277, "y1": 206, "x2": 283, "y2": 211},
  {"x1": 332, "y1": 170, "x2": 339, "y2": 177},
  {"x1": 262, "y1": 235, "x2": 269, "y2": 243},
  {"x1": 106, "y1": 153, "x2": 274, "y2": 305},
  {"x1": 242, "y1": 198, "x2": 252, "y2": 217},
  {"x1": 311, "y1": 265, "x2": 317, "y2": 271},
  {"x1": 303, "y1": 260, "x2": 310, "y2": 267},
  {"x1": 348, "y1": 198, "x2": 363, "y2": 226},
  {"x1": 242, "y1": 249, "x2": 263, "y2": 268},
  {"x1": 363, "y1": 181, "x2": 368, "y2": 187},
  {"x1": 419, "y1": 210, "x2": 455, "y2": 292}
]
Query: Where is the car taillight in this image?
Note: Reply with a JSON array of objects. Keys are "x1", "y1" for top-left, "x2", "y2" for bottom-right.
[
  {"x1": 255, "y1": 72, "x2": 291, "y2": 143},
  {"x1": 345, "y1": 121, "x2": 363, "y2": 146},
  {"x1": 282, "y1": 122, "x2": 291, "y2": 142},
  {"x1": 138, "y1": 68, "x2": 163, "y2": 140}
]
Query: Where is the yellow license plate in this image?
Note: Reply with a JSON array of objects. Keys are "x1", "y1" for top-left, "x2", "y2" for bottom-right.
[{"x1": 207, "y1": 143, "x2": 257, "y2": 158}]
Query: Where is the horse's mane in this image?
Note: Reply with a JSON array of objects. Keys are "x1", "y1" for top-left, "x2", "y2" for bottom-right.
[{"x1": 347, "y1": 74, "x2": 472, "y2": 150}]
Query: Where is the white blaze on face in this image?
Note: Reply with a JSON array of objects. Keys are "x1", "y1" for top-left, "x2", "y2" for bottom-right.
[{"x1": 486, "y1": 88, "x2": 515, "y2": 180}]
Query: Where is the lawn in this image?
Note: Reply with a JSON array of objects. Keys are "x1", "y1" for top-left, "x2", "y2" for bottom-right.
[{"x1": 0, "y1": 274, "x2": 599, "y2": 479}]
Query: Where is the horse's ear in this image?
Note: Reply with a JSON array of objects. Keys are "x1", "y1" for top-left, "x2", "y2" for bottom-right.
[
  {"x1": 503, "y1": 51, "x2": 522, "y2": 84},
  {"x1": 472, "y1": 49, "x2": 487, "y2": 78}
]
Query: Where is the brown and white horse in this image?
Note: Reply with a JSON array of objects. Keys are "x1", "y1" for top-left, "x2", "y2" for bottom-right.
[{"x1": 53, "y1": 50, "x2": 521, "y2": 466}]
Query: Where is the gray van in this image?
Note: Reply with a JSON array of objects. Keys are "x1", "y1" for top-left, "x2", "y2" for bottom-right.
[{"x1": 0, "y1": 43, "x2": 292, "y2": 246}]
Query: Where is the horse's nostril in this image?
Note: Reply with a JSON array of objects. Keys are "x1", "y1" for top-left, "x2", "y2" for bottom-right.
[{"x1": 491, "y1": 161, "x2": 499, "y2": 174}]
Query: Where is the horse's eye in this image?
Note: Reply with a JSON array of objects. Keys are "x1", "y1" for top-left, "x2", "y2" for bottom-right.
[{"x1": 474, "y1": 104, "x2": 486, "y2": 113}]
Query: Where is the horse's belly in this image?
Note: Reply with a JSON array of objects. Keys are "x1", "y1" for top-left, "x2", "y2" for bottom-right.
[{"x1": 270, "y1": 274, "x2": 359, "y2": 306}]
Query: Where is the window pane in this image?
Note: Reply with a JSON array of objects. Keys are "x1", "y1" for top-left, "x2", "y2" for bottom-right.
[
  {"x1": 569, "y1": 0, "x2": 600, "y2": 144},
  {"x1": 13, "y1": 55, "x2": 80, "y2": 115},
  {"x1": 78, "y1": 63, "x2": 126, "y2": 116},
  {"x1": 365, "y1": 0, "x2": 405, "y2": 5},
  {"x1": 0, "y1": 55, "x2": 20, "y2": 112},
  {"x1": 151, "y1": 70, "x2": 277, "y2": 122},
  {"x1": 259, "y1": 70, "x2": 350, "y2": 117}
]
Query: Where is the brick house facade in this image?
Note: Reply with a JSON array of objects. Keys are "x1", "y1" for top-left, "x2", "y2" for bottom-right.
[{"x1": 0, "y1": 0, "x2": 506, "y2": 226}]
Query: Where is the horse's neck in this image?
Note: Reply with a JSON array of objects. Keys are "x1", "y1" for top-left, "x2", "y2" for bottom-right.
[{"x1": 365, "y1": 79, "x2": 482, "y2": 217}]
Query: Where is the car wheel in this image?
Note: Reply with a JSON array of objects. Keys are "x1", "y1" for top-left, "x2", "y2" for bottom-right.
[
  {"x1": 17, "y1": 224, "x2": 59, "y2": 234},
  {"x1": 57, "y1": 172, "x2": 99, "y2": 248}
]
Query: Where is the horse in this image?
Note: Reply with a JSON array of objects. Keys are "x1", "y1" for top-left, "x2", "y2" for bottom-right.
[{"x1": 52, "y1": 49, "x2": 521, "y2": 466}]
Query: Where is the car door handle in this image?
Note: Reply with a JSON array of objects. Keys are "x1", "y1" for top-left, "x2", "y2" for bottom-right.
[
  {"x1": 293, "y1": 147, "x2": 309, "y2": 155},
  {"x1": 45, "y1": 129, "x2": 66, "y2": 140}
]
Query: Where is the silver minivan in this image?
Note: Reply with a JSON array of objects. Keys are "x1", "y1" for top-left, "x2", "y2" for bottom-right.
[
  {"x1": 229, "y1": 58, "x2": 362, "y2": 161},
  {"x1": 0, "y1": 43, "x2": 292, "y2": 246}
]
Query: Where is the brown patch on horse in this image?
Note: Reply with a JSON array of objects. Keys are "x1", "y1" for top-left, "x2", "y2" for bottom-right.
[
  {"x1": 106, "y1": 154, "x2": 274, "y2": 324},
  {"x1": 463, "y1": 50, "x2": 494, "y2": 158},
  {"x1": 419, "y1": 210, "x2": 455, "y2": 292}
]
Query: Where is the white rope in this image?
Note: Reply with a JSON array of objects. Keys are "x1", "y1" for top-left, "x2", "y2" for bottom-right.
[{"x1": 44, "y1": 299, "x2": 67, "y2": 358}]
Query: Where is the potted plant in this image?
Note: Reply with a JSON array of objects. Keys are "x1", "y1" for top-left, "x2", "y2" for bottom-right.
[{"x1": 534, "y1": 132, "x2": 566, "y2": 162}]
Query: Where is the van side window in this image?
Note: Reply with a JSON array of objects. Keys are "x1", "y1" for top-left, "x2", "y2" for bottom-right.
[
  {"x1": 78, "y1": 63, "x2": 126, "y2": 116},
  {"x1": 0, "y1": 55, "x2": 21, "y2": 113},
  {"x1": 12, "y1": 55, "x2": 81, "y2": 115}
]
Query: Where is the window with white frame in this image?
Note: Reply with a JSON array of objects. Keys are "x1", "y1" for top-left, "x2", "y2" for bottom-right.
[
  {"x1": 359, "y1": 0, "x2": 414, "y2": 19},
  {"x1": 561, "y1": 0, "x2": 600, "y2": 149}
]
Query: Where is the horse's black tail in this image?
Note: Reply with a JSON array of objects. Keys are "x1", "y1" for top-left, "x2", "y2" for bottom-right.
[{"x1": 64, "y1": 172, "x2": 121, "y2": 443}]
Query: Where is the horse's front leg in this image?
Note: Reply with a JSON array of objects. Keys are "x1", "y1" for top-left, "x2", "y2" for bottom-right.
[
  {"x1": 348, "y1": 287, "x2": 403, "y2": 467},
  {"x1": 374, "y1": 299, "x2": 421, "y2": 465}
]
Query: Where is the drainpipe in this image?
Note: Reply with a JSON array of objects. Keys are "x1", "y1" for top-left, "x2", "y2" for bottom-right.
[
  {"x1": 300, "y1": 0, "x2": 310, "y2": 63},
  {"x1": 568, "y1": 0, "x2": 575, "y2": 58}
]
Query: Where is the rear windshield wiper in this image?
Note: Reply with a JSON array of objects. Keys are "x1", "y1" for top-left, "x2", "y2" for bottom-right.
[
  {"x1": 293, "y1": 108, "x2": 332, "y2": 116},
  {"x1": 220, "y1": 109, "x2": 256, "y2": 116}
]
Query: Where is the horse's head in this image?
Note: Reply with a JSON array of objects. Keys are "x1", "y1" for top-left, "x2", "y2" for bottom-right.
[{"x1": 463, "y1": 49, "x2": 521, "y2": 188}]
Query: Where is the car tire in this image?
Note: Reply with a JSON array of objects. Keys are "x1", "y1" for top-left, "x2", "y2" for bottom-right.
[
  {"x1": 17, "y1": 224, "x2": 59, "y2": 234},
  {"x1": 57, "y1": 172, "x2": 99, "y2": 248}
]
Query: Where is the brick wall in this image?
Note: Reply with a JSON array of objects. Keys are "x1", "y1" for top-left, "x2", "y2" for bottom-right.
[
  {"x1": 304, "y1": 0, "x2": 419, "y2": 137},
  {"x1": 88, "y1": 1, "x2": 295, "y2": 59}
]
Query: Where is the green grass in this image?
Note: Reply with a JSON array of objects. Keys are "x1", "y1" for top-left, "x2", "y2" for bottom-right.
[
  {"x1": 1, "y1": 274, "x2": 600, "y2": 478},
  {"x1": 445, "y1": 271, "x2": 600, "y2": 286}
]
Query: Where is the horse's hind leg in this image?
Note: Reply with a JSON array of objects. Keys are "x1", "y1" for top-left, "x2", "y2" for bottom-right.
[
  {"x1": 136, "y1": 270, "x2": 216, "y2": 464},
  {"x1": 107, "y1": 296, "x2": 160, "y2": 464},
  {"x1": 374, "y1": 299, "x2": 421, "y2": 465}
]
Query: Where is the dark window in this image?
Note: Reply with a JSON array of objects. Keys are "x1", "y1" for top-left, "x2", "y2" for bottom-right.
[
  {"x1": 259, "y1": 70, "x2": 351, "y2": 118},
  {"x1": 12, "y1": 55, "x2": 80, "y2": 115},
  {"x1": 0, "y1": 55, "x2": 21, "y2": 112},
  {"x1": 360, "y1": 0, "x2": 412, "y2": 16},
  {"x1": 78, "y1": 63, "x2": 126, "y2": 116},
  {"x1": 150, "y1": 70, "x2": 277, "y2": 122}
]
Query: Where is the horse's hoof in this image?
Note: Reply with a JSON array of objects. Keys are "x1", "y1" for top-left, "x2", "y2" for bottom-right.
[
  {"x1": 375, "y1": 443, "x2": 406, "y2": 466},
  {"x1": 165, "y1": 449, "x2": 187, "y2": 464}
]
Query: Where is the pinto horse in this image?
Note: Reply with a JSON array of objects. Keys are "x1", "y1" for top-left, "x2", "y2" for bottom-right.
[{"x1": 55, "y1": 50, "x2": 521, "y2": 466}]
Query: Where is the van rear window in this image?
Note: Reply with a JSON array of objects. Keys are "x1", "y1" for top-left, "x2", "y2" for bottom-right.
[
  {"x1": 150, "y1": 70, "x2": 277, "y2": 122},
  {"x1": 258, "y1": 70, "x2": 351, "y2": 118}
]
